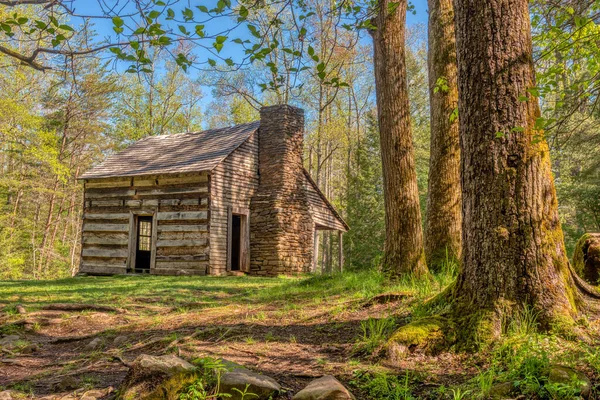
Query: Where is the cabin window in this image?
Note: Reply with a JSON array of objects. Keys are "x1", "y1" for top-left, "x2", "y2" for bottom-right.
[
  {"x1": 138, "y1": 220, "x2": 152, "y2": 251},
  {"x1": 135, "y1": 216, "x2": 153, "y2": 273}
]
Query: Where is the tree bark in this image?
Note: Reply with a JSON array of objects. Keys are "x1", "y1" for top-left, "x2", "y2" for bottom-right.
[
  {"x1": 371, "y1": 0, "x2": 428, "y2": 277},
  {"x1": 452, "y1": 0, "x2": 599, "y2": 339},
  {"x1": 424, "y1": 0, "x2": 462, "y2": 272}
]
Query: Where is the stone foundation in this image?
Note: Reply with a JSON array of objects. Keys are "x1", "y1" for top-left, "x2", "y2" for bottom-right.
[{"x1": 249, "y1": 105, "x2": 314, "y2": 275}]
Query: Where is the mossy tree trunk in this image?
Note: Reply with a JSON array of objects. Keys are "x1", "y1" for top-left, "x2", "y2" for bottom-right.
[
  {"x1": 371, "y1": 0, "x2": 428, "y2": 277},
  {"x1": 424, "y1": 0, "x2": 461, "y2": 272},
  {"x1": 451, "y1": 0, "x2": 599, "y2": 339}
]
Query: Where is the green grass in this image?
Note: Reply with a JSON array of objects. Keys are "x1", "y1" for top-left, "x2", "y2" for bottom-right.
[{"x1": 0, "y1": 270, "x2": 452, "y2": 313}]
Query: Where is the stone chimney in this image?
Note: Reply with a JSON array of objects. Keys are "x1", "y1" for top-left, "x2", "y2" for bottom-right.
[{"x1": 249, "y1": 105, "x2": 314, "y2": 275}]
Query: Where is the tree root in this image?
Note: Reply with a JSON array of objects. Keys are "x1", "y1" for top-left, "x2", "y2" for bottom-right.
[
  {"x1": 41, "y1": 303, "x2": 125, "y2": 313},
  {"x1": 569, "y1": 265, "x2": 600, "y2": 302}
]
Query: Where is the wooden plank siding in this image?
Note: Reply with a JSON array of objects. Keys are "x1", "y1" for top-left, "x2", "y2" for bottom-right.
[
  {"x1": 303, "y1": 172, "x2": 349, "y2": 232},
  {"x1": 209, "y1": 131, "x2": 259, "y2": 275},
  {"x1": 80, "y1": 172, "x2": 210, "y2": 276}
]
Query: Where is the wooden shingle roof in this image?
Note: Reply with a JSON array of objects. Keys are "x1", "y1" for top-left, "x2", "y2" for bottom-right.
[{"x1": 80, "y1": 121, "x2": 260, "y2": 179}]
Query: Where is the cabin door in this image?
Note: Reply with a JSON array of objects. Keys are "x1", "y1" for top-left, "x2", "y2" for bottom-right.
[
  {"x1": 135, "y1": 216, "x2": 153, "y2": 273},
  {"x1": 231, "y1": 215, "x2": 242, "y2": 271},
  {"x1": 227, "y1": 209, "x2": 248, "y2": 272}
]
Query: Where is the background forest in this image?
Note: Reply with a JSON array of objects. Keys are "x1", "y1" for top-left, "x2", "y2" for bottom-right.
[{"x1": 0, "y1": 1, "x2": 598, "y2": 280}]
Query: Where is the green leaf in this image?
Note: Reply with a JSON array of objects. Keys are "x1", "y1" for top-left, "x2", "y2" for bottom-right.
[
  {"x1": 178, "y1": 25, "x2": 189, "y2": 35},
  {"x1": 518, "y1": 95, "x2": 529, "y2": 102},
  {"x1": 148, "y1": 10, "x2": 160, "y2": 19},
  {"x1": 196, "y1": 5, "x2": 208, "y2": 13},
  {"x1": 248, "y1": 24, "x2": 260, "y2": 38},
  {"x1": 387, "y1": 2, "x2": 400, "y2": 15},
  {"x1": 16, "y1": 17, "x2": 28, "y2": 25},
  {"x1": 449, "y1": 107, "x2": 459, "y2": 123},
  {"x1": 182, "y1": 8, "x2": 194, "y2": 21},
  {"x1": 307, "y1": 45, "x2": 314, "y2": 56},
  {"x1": 59, "y1": 24, "x2": 74, "y2": 31},
  {"x1": 195, "y1": 24, "x2": 205, "y2": 37},
  {"x1": 495, "y1": 131, "x2": 505, "y2": 138},
  {"x1": 208, "y1": 58, "x2": 216, "y2": 66},
  {"x1": 238, "y1": 6, "x2": 248, "y2": 19},
  {"x1": 316, "y1": 62, "x2": 325, "y2": 72},
  {"x1": 112, "y1": 16, "x2": 124, "y2": 27},
  {"x1": 216, "y1": 35, "x2": 227, "y2": 44},
  {"x1": 166, "y1": 8, "x2": 175, "y2": 19},
  {"x1": 527, "y1": 87, "x2": 540, "y2": 97}
]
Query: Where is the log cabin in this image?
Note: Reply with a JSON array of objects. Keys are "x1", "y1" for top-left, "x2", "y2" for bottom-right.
[{"x1": 78, "y1": 105, "x2": 348, "y2": 276}]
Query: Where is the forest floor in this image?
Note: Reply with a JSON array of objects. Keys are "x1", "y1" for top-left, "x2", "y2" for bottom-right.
[{"x1": 0, "y1": 272, "x2": 598, "y2": 399}]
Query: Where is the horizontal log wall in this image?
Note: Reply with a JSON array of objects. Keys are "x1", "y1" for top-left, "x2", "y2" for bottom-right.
[
  {"x1": 80, "y1": 172, "x2": 210, "y2": 276},
  {"x1": 210, "y1": 132, "x2": 259, "y2": 275}
]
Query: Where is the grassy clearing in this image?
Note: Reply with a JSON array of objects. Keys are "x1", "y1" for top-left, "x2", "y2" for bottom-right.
[
  {"x1": 0, "y1": 270, "x2": 453, "y2": 312},
  {"x1": 1, "y1": 271, "x2": 598, "y2": 399}
]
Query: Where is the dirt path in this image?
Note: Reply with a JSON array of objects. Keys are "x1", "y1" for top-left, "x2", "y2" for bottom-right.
[{"x1": 0, "y1": 291, "x2": 472, "y2": 399}]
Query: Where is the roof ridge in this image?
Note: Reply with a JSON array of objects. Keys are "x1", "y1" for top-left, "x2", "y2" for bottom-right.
[{"x1": 145, "y1": 120, "x2": 260, "y2": 139}]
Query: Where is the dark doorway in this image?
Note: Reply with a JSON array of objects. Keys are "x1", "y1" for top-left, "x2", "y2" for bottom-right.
[
  {"x1": 231, "y1": 215, "x2": 241, "y2": 271},
  {"x1": 135, "y1": 216, "x2": 153, "y2": 273}
]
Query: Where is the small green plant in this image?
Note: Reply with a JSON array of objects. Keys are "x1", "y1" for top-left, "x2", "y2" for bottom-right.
[
  {"x1": 450, "y1": 388, "x2": 471, "y2": 400},
  {"x1": 264, "y1": 331, "x2": 276, "y2": 342},
  {"x1": 350, "y1": 370, "x2": 415, "y2": 400},
  {"x1": 357, "y1": 316, "x2": 396, "y2": 354},
  {"x1": 474, "y1": 368, "x2": 495, "y2": 398},
  {"x1": 231, "y1": 384, "x2": 259, "y2": 399},
  {"x1": 506, "y1": 305, "x2": 540, "y2": 336},
  {"x1": 544, "y1": 380, "x2": 581, "y2": 400},
  {"x1": 181, "y1": 357, "x2": 230, "y2": 400},
  {"x1": 3, "y1": 305, "x2": 19, "y2": 315}
]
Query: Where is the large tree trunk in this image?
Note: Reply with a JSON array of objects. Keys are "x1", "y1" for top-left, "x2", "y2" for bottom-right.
[
  {"x1": 371, "y1": 0, "x2": 428, "y2": 277},
  {"x1": 452, "y1": 0, "x2": 598, "y2": 339},
  {"x1": 424, "y1": 0, "x2": 461, "y2": 272}
]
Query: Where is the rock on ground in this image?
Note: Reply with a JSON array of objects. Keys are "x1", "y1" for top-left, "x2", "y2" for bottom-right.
[
  {"x1": 220, "y1": 365, "x2": 281, "y2": 400},
  {"x1": 84, "y1": 337, "x2": 103, "y2": 352},
  {"x1": 488, "y1": 382, "x2": 514, "y2": 399},
  {"x1": 0, "y1": 391, "x2": 15, "y2": 400},
  {"x1": 292, "y1": 375, "x2": 355, "y2": 400},
  {"x1": 117, "y1": 354, "x2": 200, "y2": 400},
  {"x1": 548, "y1": 365, "x2": 591, "y2": 399},
  {"x1": 0, "y1": 335, "x2": 21, "y2": 350},
  {"x1": 112, "y1": 335, "x2": 128, "y2": 347}
]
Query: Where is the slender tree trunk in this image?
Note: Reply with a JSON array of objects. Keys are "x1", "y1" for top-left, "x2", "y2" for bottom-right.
[
  {"x1": 424, "y1": 0, "x2": 461, "y2": 272},
  {"x1": 371, "y1": 0, "x2": 428, "y2": 277},
  {"x1": 451, "y1": 0, "x2": 599, "y2": 340}
]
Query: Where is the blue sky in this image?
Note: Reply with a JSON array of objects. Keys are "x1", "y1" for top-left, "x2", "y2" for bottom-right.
[
  {"x1": 72, "y1": 0, "x2": 429, "y2": 62},
  {"x1": 70, "y1": 1, "x2": 428, "y2": 111}
]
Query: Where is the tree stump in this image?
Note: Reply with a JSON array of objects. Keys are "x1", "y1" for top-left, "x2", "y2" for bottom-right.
[{"x1": 572, "y1": 233, "x2": 600, "y2": 285}]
